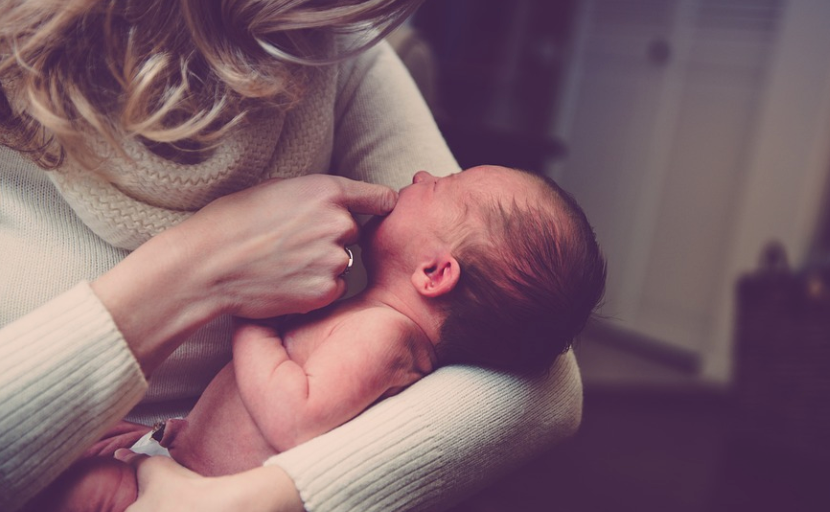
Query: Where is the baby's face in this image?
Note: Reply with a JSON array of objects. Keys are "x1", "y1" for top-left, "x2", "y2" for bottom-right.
[{"x1": 362, "y1": 166, "x2": 530, "y2": 267}]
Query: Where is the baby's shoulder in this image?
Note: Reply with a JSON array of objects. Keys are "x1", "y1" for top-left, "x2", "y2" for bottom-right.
[
  {"x1": 311, "y1": 303, "x2": 433, "y2": 374},
  {"x1": 345, "y1": 306, "x2": 435, "y2": 374}
]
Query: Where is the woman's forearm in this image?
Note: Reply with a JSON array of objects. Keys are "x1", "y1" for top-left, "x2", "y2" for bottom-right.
[
  {"x1": 91, "y1": 226, "x2": 223, "y2": 377},
  {"x1": 0, "y1": 283, "x2": 147, "y2": 512}
]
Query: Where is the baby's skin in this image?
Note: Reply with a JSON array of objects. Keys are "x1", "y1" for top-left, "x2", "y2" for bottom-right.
[
  {"x1": 34, "y1": 297, "x2": 436, "y2": 511},
  {"x1": 168, "y1": 298, "x2": 436, "y2": 475}
]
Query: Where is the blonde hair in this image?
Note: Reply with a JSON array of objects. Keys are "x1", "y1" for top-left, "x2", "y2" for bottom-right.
[{"x1": 0, "y1": 0, "x2": 423, "y2": 169}]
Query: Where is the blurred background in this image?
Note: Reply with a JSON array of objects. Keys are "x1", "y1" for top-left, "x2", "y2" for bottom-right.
[{"x1": 390, "y1": 0, "x2": 830, "y2": 510}]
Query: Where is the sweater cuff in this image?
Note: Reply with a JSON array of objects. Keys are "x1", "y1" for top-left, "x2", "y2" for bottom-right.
[
  {"x1": 265, "y1": 385, "x2": 445, "y2": 512},
  {"x1": 0, "y1": 281, "x2": 148, "y2": 511}
]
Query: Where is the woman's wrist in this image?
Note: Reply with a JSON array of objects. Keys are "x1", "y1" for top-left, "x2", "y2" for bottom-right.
[
  {"x1": 225, "y1": 465, "x2": 305, "y2": 512},
  {"x1": 91, "y1": 226, "x2": 225, "y2": 377},
  {"x1": 118, "y1": 451, "x2": 305, "y2": 512}
]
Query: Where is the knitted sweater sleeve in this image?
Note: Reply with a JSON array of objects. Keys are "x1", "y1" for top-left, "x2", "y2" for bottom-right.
[
  {"x1": 266, "y1": 41, "x2": 585, "y2": 512},
  {"x1": 0, "y1": 282, "x2": 147, "y2": 511},
  {"x1": 268, "y1": 355, "x2": 583, "y2": 512}
]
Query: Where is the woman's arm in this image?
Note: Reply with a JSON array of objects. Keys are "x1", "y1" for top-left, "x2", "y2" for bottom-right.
[
  {"x1": 271, "y1": 354, "x2": 583, "y2": 512},
  {"x1": 0, "y1": 283, "x2": 147, "y2": 512}
]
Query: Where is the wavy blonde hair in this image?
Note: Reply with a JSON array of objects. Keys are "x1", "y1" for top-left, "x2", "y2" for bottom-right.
[{"x1": 0, "y1": 0, "x2": 423, "y2": 169}]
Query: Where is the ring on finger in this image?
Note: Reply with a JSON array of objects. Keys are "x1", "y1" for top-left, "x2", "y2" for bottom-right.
[{"x1": 340, "y1": 247, "x2": 354, "y2": 277}]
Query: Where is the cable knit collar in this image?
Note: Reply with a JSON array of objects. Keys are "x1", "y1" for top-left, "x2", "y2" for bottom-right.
[{"x1": 48, "y1": 64, "x2": 336, "y2": 250}]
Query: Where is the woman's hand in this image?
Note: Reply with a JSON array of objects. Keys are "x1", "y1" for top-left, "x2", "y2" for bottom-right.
[
  {"x1": 116, "y1": 451, "x2": 305, "y2": 512},
  {"x1": 171, "y1": 175, "x2": 395, "y2": 318},
  {"x1": 92, "y1": 175, "x2": 397, "y2": 376}
]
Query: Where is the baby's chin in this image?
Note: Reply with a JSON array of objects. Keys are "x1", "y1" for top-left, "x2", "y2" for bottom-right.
[
  {"x1": 359, "y1": 215, "x2": 383, "y2": 248},
  {"x1": 359, "y1": 215, "x2": 391, "y2": 271}
]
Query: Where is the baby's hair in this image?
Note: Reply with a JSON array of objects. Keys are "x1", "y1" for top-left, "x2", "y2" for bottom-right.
[
  {"x1": 0, "y1": 0, "x2": 424, "y2": 169},
  {"x1": 437, "y1": 169, "x2": 606, "y2": 375}
]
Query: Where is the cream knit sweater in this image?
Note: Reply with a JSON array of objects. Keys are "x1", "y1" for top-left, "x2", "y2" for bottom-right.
[{"x1": 0, "y1": 41, "x2": 583, "y2": 511}]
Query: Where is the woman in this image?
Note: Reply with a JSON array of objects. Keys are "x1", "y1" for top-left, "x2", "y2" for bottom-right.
[{"x1": 0, "y1": 1, "x2": 583, "y2": 510}]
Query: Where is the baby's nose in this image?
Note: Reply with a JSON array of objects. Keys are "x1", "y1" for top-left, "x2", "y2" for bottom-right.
[{"x1": 412, "y1": 170, "x2": 434, "y2": 184}]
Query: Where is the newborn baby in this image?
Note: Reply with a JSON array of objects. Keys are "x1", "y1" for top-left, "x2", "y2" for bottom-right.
[{"x1": 30, "y1": 165, "x2": 606, "y2": 511}]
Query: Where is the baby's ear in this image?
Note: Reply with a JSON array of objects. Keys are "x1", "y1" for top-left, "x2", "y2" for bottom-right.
[{"x1": 411, "y1": 253, "x2": 460, "y2": 298}]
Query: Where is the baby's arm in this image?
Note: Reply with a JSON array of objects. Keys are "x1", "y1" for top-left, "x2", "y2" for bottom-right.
[{"x1": 231, "y1": 311, "x2": 420, "y2": 453}]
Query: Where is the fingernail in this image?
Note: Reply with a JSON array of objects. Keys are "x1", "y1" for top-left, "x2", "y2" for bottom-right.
[
  {"x1": 114, "y1": 448, "x2": 132, "y2": 461},
  {"x1": 385, "y1": 190, "x2": 398, "y2": 212}
]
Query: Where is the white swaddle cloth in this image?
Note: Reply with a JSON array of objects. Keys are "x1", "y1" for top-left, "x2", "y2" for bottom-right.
[{"x1": 129, "y1": 430, "x2": 171, "y2": 458}]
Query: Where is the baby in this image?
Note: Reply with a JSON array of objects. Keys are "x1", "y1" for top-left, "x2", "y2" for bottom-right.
[{"x1": 30, "y1": 165, "x2": 606, "y2": 511}]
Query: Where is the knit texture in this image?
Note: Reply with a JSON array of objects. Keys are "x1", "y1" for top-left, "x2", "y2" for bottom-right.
[
  {"x1": 47, "y1": 66, "x2": 336, "y2": 250},
  {"x1": 0, "y1": 283, "x2": 147, "y2": 511},
  {"x1": 0, "y1": 38, "x2": 583, "y2": 511},
  {"x1": 269, "y1": 355, "x2": 582, "y2": 512}
]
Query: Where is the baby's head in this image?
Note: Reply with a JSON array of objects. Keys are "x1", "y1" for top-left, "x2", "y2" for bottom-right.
[
  {"x1": 439, "y1": 167, "x2": 605, "y2": 374},
  {"x1": 363, "y1": 165, "x2": 606, "y2": 375}
]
